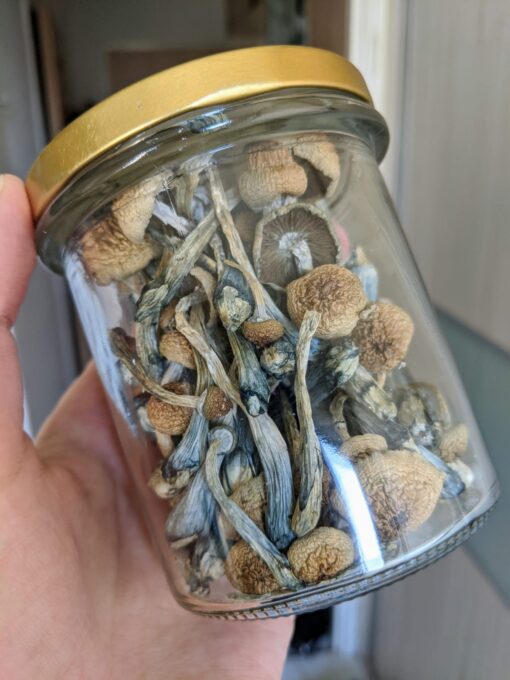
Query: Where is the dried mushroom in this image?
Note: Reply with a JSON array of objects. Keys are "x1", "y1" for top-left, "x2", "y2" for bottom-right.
[
  {"x1": 159, "y1": 330, "x2": 196, "y2": 370},
  {"x1": 292, "y1": 133, "x2": 341, "y2": 198},
  {"x1": 252, "y1": 203, "x2": 341, "y2": 288},
  {"x1": 111, "y1": 174, "x2": 163, "y2": 243},
  {"x1": 260, "y1": 338, "x2": 296, "y2": 379},
  {"x1": 439, "y1": 424, "x2": 468, "y2": 463},
  {"x1": 287, "y1": 528, "x2": 355, "y2": 583},
  {"x1": 214, "y1": 265, "x2": 254, "y2": 332},
  {"x1": 357, "y1": 450, "x2": 444, "y2": 540},
  {"x1": 81, "y1": 217, "x2": 159, "y2": 285},
  {"x1": 225, "y1": 541, "x2": 279, "y2": 595},
  {"x1": 230, "y1": 475, "x2": 266, "y2": 531},
  {"x1": 202, "y1": 385, "x2": 233, "y2": 420},
  {"x1": 287, "y1": 265, "x2": 367, "y2": 339},
  {"x1": 146, "y1": 382, "x2": 194, "y2": 435},
  {"x1": 341, "y1": 434, "x2": 388, "y2": 460},
  {"x1": 241, "y1": 319, "x2": 284, "y2": 348},
  {"x1": 238, "y1": 144, "x2": 307, "y2": 210},
  {"x1": 353, "y1": 302, "x2": 414, "y2": 372}
]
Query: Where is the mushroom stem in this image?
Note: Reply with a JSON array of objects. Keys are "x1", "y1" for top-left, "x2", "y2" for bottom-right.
[
  {"x1": 228, "y1": 330, "x2": 270, "y2": 417},
  {"x1": 329, "y1": 392, "x2": 350, "y2": 441},
  {"x1": 109, "y1": 327, "x2": 199, "y2": 408},
  {"x1": 136, "y1": 208, "x2": 219, "y2": 322},
  {"x1": 290, "y1": 238, "x2": 313, "y2": 275},
  {"x1": 165, "y1": 467, "x2": 216, "y2": 545},
  {"x1": 147, "y1": 223, "x2": 217, "y2": 273},
  {"x1": 280, "y1": 389, "x2": 301, "y2": 466},
  {"x1": 135, "y1": 316, "x2": 163, "y2": 380},
  {"x1": 344, "y1": 365, "x2": 397, "y2": 420},
  {"x1": 176, "y1": 291, "x2": 294, "y2": 550},
  {"x1": 292, "y1": 311, "x2": 324, "y2": 537},
  {"x1": 162, "y1": 392, "x2": 209, "y2": 479},
  {"x1": 205, "y1": 427, "x2": 300, "y2": 590}
]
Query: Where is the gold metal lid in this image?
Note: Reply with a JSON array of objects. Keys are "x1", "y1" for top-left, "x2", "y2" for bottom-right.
[{"x1": 26, "y1": 45, "x2": 372, "y2": 219}]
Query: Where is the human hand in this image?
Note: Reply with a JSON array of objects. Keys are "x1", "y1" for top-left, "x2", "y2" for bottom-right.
[{"x1": 0, "y1": 175, "x2": 293, "y2": 680}]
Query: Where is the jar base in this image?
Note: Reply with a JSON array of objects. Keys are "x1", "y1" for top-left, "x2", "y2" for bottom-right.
[{"x1": 178, "y1": 504, "x2": 496, "y2": 620}]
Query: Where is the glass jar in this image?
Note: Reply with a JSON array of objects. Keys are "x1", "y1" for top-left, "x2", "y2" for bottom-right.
[{"x1": 28, "y1": 46, "x2": 499, "y2": 619}]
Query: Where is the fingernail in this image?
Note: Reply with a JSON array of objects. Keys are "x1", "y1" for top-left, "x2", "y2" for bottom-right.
[{"x1": 0, "y1": 175, "x2": 4, "y2": 194}]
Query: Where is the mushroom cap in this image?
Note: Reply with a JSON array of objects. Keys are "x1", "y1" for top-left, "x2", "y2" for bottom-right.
[
  {"x1": 253, "y1": 203, "x2": 341, "y2": 288},
  {"x1": 242, "y1": 319, "x2": 285, "y2": 347},
  {"x1": 146, "y1": 382, "x2": 193, "y2": 435},
  {"x1": 225, "y1": 540, "x2": 279, "y2": 595},
  {"x1": 81, "y1": 217, "x2": 159, "y2": 285},
  {"x1": 353, "y1": 302, "x2": 414, "y2": 372},
  {"x1": 287, "y1": 527, "x2": 354, "y2": 583},
  {"x1": 342, "y1": 434, "x2": 388, "y2": 460},
  {"x1": 230, "y1": 475, "x2": 266, "y2": 531},
  {"x1": 202, "y1": 386, "x2": 233, "y2": 420},
  {"x1": 356, "y1": 450, "x2": 444, "y2": 541},
  {"x1": 111, "y1": 174, "x2": 163, "y2": 243},
  {"x1": 292, "y1": 133, "x2": 340, "y2": 196},
  {"x1": 159, "y1": 330, "x2": 196, "y2": 370},
  {"x1": 439, "y1": 424, "x2": 469, "y2": 463},
  {"x1": 287, "y1": 265, "x2": 367, "y2": 339},
  {"x1": 238, "y1": 145, "x2": 307, "y2": 210}
]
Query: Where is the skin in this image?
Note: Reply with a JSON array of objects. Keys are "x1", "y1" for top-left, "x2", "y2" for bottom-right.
[{"x1": 0, "y1": 175, "x2": 293, "y2": 680}]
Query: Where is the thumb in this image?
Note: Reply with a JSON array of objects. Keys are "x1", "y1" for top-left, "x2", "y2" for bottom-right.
[{"x1": 0, "y1": 175, "x2": 36, "y2": 462}]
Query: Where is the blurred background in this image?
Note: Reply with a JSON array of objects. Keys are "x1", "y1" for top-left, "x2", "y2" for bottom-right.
[{"x1": 1, "y1": 1, "x2": 509, "y2": 678}]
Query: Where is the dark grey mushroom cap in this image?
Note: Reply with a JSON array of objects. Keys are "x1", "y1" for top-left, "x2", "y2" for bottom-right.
[{"x1": 253, "y1": 203, "x2": 341, "y2": 288}]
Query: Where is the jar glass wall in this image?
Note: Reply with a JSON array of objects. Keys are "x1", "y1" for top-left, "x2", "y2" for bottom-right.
[{"x1": 38, "y1": 89, "x2": 498, "y2": 619}]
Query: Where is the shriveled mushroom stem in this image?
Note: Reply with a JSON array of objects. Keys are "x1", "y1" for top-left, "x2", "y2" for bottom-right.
[
  {"x1": 205, "y1": 428, "x2": 300, "y2": 590},
  {"x1": 228, "y1": 330, "x2": 270, "y2": 417},
  {"x1": 176, "y1": 291, "x2": 294, "y2": 549},
  {"x1": 329, "y1": 392, "x2": 350, "y2": 441},
  {"x1": 280, "y1": 390, "x2": 301, "y2": 466},
  {"x1": 162, "y1": 392, "x2": 208, "y2": 479},
  {"x1": 290, "y1": 239, "x2": 313, "y2": 275},
  {"x1": 109, "y1": 327, "x2": 199, "y2": 408},
  {"x1": 165, "y1": 467, "x2": 216, "y2": 546},
  {"x1": 136, "y1": 208, "x2": 219, "y2": 321},
  {"x1": 344, "y1": 365, "x2": 397, "y2": 420},
  {"x1": 148, "y1": 224, "x2": 217, "y2": 273},
  {"x1": 292, "y1": 311, "x2": 323, "y2": 537},
  {"x1": 135, "y1": 316, "x2": 163, "y2": 380}
]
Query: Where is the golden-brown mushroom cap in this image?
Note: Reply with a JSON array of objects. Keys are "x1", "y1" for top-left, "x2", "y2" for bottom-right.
[
  {"x1": 146, "y1": 382, "x2": 193, "y2": 435},
  {"x1": 342, "y1": 434, "x2": 388, "y2": 460},
  {"x1": 286, "y1": 265, "x2": 367, "y2": 339},
  {"x1": 202, "y1": 386, "x2": 233, "y2": 420},
  {"x1": 81, "y1": 217, "x2": 159, "y2": 286},
  {"x1": 353, "y1": 302, "x2": 414, "y2": 372},
  {"x1": 159, "y1": 330, "x2": 196, "y2": 370},
  {"x1": 356, "y1": 450, "x2": 444, "y2": 541},
  {"x1": 111, "y1": 174, "x2": 163, "y2": 243},
  {"x1": 253, "y1": 203, "x2": 341, "y2": 288},
  {"x1": 292, "y1": 133, "x2": 340, "y2": 197},
  {"x1": 230, "y1": 475, "x2": 266, "y2": 531},
  {"x1": 241, "y1": 319, "x2": 285, "y2": 348},
  {"x1": 225, "y1": 540, "x2": 279, "y2": 595},
  {"x1": 439, "y1": 424, "x2": 468, "y2": 463},
  {"x1": 287, "y1": 527, "x2": 355, "y2": 583},
  {"x1": 238, "y1": 145, "x2": 307, "y2": 210}
]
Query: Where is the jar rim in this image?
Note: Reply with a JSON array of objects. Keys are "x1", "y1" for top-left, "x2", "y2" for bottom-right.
[{"x1": 26, "y1": 46, "x2": 372, "y2": 220}]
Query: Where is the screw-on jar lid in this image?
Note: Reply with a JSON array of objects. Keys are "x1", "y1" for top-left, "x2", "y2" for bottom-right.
[{"x1": 26, "y1": 45, "x2": 372, "y2": 219}]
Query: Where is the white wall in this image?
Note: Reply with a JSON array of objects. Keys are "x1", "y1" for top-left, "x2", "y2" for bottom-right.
[{"x1": 396, "y1": 0, "x2": 510, "y2": 352}]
